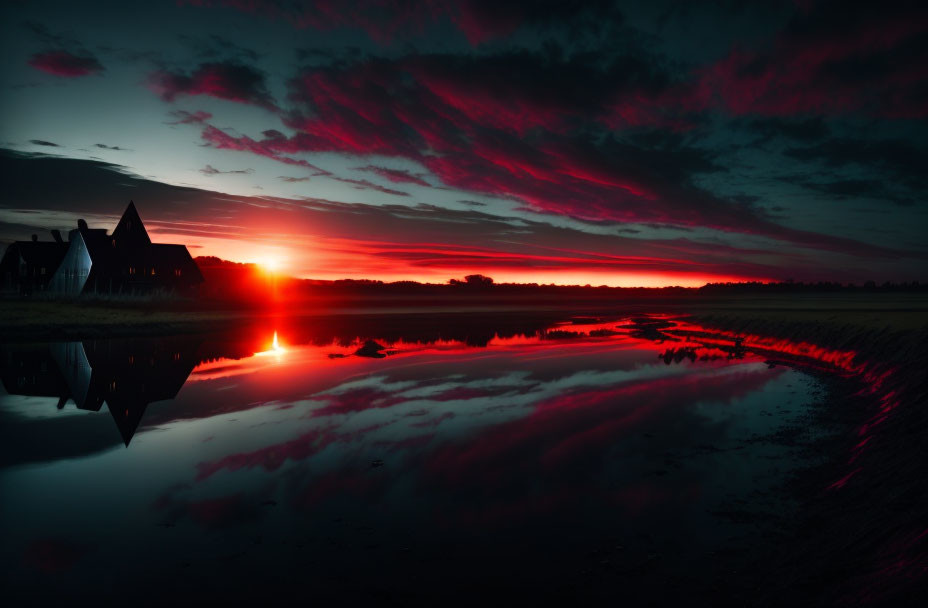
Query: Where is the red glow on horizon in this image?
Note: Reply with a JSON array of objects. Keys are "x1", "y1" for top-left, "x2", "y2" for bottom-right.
[
  {"x1": 155, "y1": 230, "x2": 759, "y2": 287},
  {"x1": 140, "y1": 214, "x2": 773, "y2": 287}
]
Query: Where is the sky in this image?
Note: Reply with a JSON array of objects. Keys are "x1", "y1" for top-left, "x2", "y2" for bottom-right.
[{"x1": 0, "y1": 0, "x2": 926, "y2": 286}]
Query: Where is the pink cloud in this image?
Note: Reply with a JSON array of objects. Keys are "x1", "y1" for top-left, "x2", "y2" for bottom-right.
[
  {"x1": 696, "y1": 12, "x2": 928, "y2": 118},
  {"x1": 148, "y1": 62, "x2": 278, "y2": 110},
  {"x1": 28, "y1": 51, "x2": 103, "y2": 77}
]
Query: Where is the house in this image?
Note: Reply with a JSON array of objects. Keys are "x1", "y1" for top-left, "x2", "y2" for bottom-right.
[
  {"x1": 6, "y1": 201, "x2": 203, "y2": 295},
  {"x1": 0, "y1": 233, "x2": 69, "y2": 294},
  {"x1": 48, "y1": 201, "x2": 204, "y2": 295},
  {"x1": 2, "y1": 201, "x2": 203, "y2": 295}
]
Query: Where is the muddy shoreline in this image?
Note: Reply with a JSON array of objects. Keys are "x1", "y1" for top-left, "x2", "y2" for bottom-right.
[{"x1": 691, "y1": 315, "x2": 928, "y2": 606}]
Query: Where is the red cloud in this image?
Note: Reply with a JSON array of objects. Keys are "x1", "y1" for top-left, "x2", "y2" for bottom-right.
[
  {"x1": 696, "y1": 9, "x2": 928, "y2": 118},
  {"x1": 148, "y1": 62, "x2": 278, "y2": 111},
  {"x1": 190, "y1": 56, "x2": 913, "y2": 260},
  {"x1": 28, "y1": 51, "x2": 103, "y2": 77},
  {"x1": 201, "y1": 125, "x2": 328, "y2": 174}
]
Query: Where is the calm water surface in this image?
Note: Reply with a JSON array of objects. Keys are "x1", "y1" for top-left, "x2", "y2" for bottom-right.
[{"x1": 0, "y1": 313, "x2": 827, "y2": 604}]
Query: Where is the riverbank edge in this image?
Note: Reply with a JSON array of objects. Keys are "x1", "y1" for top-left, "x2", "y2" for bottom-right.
[{"x1": 691, "y1": 314, "x2": 928, "y2": 606}]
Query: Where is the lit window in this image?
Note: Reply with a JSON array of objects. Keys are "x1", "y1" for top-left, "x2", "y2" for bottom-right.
[{"x1": 151, "y1": 268, "x2": 156, "y2": 276}]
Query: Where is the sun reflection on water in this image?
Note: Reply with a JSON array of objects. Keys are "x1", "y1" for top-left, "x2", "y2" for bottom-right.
[{"x1": 255, "y1": 330, "x2": 286, "y2": 360}]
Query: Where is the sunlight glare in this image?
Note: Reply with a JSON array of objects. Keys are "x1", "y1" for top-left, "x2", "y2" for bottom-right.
[
  {"x1": 259, "y1": 256, "x2": 282, "y2": 273},
  {"x1": 256, "y1": 330, "x2": 286, "y2": 360}
]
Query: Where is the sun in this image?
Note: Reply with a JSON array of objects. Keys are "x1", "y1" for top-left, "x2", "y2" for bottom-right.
[{"x1": 257, "y1": 255, "x2": 282, "y2": 274}]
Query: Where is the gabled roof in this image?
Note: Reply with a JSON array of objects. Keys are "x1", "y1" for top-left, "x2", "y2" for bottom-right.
[
  {"x1": 150, "y1": 244, "x2": 205, "y2": 283},
  {"x1": 111, "y1": 200, "x2": 151, "y2": 247},
  {"x1": 3, "y1": 241, "x2": 68, "y2": 268}
]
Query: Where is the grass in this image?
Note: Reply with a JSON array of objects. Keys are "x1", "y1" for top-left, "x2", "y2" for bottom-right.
[
  {"x1": 1, "y1": 292, "x2": 925, "y2": 340},
  {"x1": 0, "y1": 298, "x2": 244, "y2": 339}
]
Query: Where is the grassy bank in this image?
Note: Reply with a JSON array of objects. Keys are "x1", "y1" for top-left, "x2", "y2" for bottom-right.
[
  {"x1": 0, "y1": 298, "x2": 248, "y2": 340},
  {"x1": 2, "y1": 292, "x2": 926, "y2": 340}
]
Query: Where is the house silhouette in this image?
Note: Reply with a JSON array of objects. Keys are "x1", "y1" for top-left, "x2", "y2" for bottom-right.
[
  {"x1": 0, "y1": 336, "x2": 202, "y2": 446},
  {"x1": 1, "y1": 201, "x2": 203, "y2": 295}
]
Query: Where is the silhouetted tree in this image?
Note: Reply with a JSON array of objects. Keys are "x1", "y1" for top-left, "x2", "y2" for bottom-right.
[{"x1": 450, "y1": 274, "x2": 494, "y2": 287}]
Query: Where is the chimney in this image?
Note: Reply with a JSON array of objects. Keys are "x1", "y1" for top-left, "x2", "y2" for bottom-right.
[
  {"x1": 77, "y1": 219, "x2": 88, "y2": 230},
  {"x1": 31, "y1": 234, "x2": 38, "y2": 242},
  {"x1": 51, "y1": 229, "x2": 63, "y2": 243}
]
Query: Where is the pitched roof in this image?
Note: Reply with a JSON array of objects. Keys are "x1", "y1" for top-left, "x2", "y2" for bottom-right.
[
  {"x1": 149, "y1": 244, "x2": 205, "y2": 283},
  {"x1": 5, "y1": 241, "x2": 69, "y2": 268},
  {"x1": 111, "y1": 200, "x2": 151, "y2": 247}
]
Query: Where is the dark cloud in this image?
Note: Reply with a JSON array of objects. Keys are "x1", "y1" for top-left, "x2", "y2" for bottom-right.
[
  {"x1": 742, "y1": 117, "x2": 831, "y2": 143},
  {"x1": 356, "y1": 165, "x2": 431, "y2": 187},
  {"x1": 29, "y1": 139, "x2": 59, "y2": 147},
  {"x1": 93, "y1": 143, "x2": 130, "y2": 151},
  {"x1": 784, "y1": 138, "x2": 928, "y2": 190},
  {"x1": 177, "y1": 33, "x2": 261, "y2": 63},
  {"x1": 200, "y1": 164, "x2": 254, "y2": 176},
  {"x1": 799, "y1": 179, "x2": 916, "y2": 207},
  {"x1": 148, "y1": 62, "x2": 278, "y2": 110},
  {"x1": 23, "y1": 21, "x2": 74, "y2": 47},
  {"x1": 27, "y1": 50, "x2": 103, "y2": 77},
  {"x1": 697, "y1": 0, "x2": 928, "y2": 118},
  {"x1": 278, "y1": 175, "x2": 310, "y2": 183},
  {"x1": 180, "y1": 0, "x2": 626, "y2": 45},
  {"x1": 406, "y1": 48, "x2": 676, "y2": 132},
  {"x1": 330, "y1": 176, "x2": 410, "y2": 197},
  {"x1": 165, "y1": 110, "x2": 213, "y2": 125}
]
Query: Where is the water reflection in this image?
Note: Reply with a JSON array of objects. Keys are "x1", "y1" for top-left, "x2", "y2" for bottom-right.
[
  {"x1": 2, "y1": 337, "x2": 201, "y2": 445},
  {"x1": 0, "y1": 314, "x2": 860, "y2": 466},
  {"x1": 0, "y1": 313, "x2": 861, "y2": 604}
]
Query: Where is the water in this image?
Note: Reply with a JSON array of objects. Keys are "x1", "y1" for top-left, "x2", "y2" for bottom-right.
[{"x1": 0, "y1": 313, "x2": 825, "y2": 603}]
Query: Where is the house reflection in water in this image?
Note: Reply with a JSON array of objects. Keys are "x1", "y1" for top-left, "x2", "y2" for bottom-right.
[{"x1": 0, "y1": 336, "x2": 201, "y2": 445}]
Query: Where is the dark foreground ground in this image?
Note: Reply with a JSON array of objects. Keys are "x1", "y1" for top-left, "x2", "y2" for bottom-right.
[
  {"x1": 1, "y1": 292, "x2": 925, "y2": 339},
  {"x1": 693, "y1": 312, "x2": 927, "y2": 606}
]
